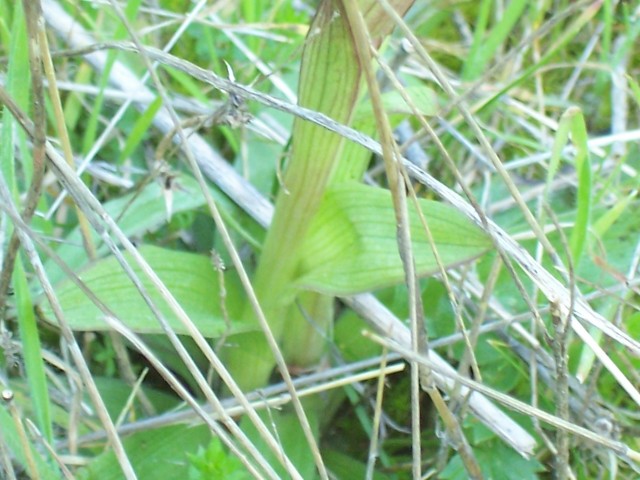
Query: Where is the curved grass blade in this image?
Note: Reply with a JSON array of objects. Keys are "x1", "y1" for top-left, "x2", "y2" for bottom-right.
[{"x1": 548, "y1": 107, "x2": 591, "y2": 265}]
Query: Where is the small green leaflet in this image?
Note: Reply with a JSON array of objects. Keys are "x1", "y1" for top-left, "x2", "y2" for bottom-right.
[
  {"x1": 295, "y1": 183, "x2": 490, "y2": 295},
  {"x1": 40, "y1": 246, "x2": 248, "y2": 337}
]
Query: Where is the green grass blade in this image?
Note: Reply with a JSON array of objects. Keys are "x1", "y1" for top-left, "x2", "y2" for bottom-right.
[
  {"x1": 163, "y1": 66, "x2": 210, "y2": 104},
  {"x1": 81, "y1": 0, "x2": 143, "y2": 156},
  {"x1": 477, "y1": 2, "x2": 602, "y2": 111},
  {"x1": 591, "y1": 193, "x2": 635, "y2": 239},
  {"x1": 1, "y1": 2, "x2": 29, "y2": 188},
  {"x1": 62, "y1": 63, "x2": 93, "y2": 133},
  {"x1": 0, "y1": 2, "x2": 10, "y2": 48},
  {"x1": 462, "y1": 0, "x2": 528, "y2": 80},
  {"x1": 576, "y1": 192, "x2": 635, "y2": 381},
  {"x1": 626, "y1": 73, "x2": 640, "y2": 110},
  {"x1": 14, "y1": 258, "x2": 53, "y2": 442},
  {"x1": 550, "y1": 107, "x2": 591, "y2": 265},
  {"x1": 567, "y1": 108, "x2": 591, "y2": 265},
  {"x1": 462, "y1": 0, "x2": 491, "y2": 81},
  {"x1": 118, "y1": 95, "x2": 163, "y2": 163}
]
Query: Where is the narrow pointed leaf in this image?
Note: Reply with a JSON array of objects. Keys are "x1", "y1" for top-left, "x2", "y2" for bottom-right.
[
  {"x1": 296, "y1": 183, "x2": 490, "y2": 295},
  {"x1": 548, "y1": 107, "x2": 591, "y2": 265}
]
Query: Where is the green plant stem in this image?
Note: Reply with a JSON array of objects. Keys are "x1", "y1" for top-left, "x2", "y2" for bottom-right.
[{"x1": 224, "y1": 0, "x2": 415, "y2": 391}]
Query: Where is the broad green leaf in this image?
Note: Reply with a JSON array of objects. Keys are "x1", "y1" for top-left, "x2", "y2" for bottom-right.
[
  {"x1": 40, "y1": 245, "x2": 248, "y2": 337},
  {"x1": 441, "y1": 440, "x2": 543, "y2": 480},
  {"x1": 77, "y1": 424, "x2": 212, "y2": 480},
  {"x1": 45, "y1": 172, "x2": 261, "y2": 287},
  {"x1": 296, "y1": 183, "x2": 490, "y2": 295},
  {"x1": 323, "y1": 449, "x2": 391, "y2": 480}
]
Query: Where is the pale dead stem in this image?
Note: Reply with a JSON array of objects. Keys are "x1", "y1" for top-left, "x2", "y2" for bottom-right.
[
  {"x1": 370, "y1": 23, "x2": 491, "y2": 476},
  {"x1": 3, "y1": 390, "x2": 39, "y2": 479},
  {"x1": 364, "y1": 330, "x2": 640, "y2": 464},
  {"x1": 64, "y1": 359, "x2": 406, "y2": 447},
  {"x1": 337, "y1": 1, "x2": 431, "y2": 478},
  {"x1": 365, "y1": 349, "x2": 390, "y2": 480}
]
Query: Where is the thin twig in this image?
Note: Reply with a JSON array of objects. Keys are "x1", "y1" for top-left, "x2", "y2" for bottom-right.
[
  {"x1": 25, "y1": 419, "x2": 75, "y2": 480},
  {"x1": 39, "y1": 5, "x2": 97, "y2": 260},
  {"x1": 65, "y1": 361, "x2": 406, "y2": 447}
]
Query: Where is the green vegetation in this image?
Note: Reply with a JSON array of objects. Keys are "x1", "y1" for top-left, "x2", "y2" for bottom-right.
[{"x1": 1, "y1": 0, "x2": 639, "y2": 478}]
